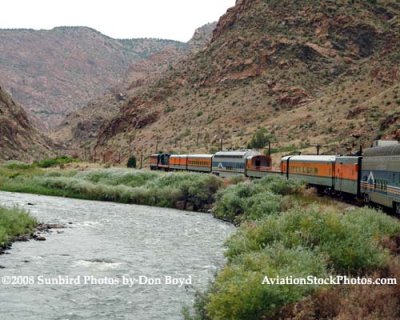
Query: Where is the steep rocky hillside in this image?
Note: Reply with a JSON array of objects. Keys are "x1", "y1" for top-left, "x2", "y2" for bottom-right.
[
  {"x1": 187, "y1": 22, "x2": 218, "y2": 53},
  {"x1": 0, "y1": 27, "x2": 185, "y2": 129},
  {"x1": 50, "y1": 92, "x2": 124, "y2": 154},
  {"x1": 91, "y1": 0, "x2": 400, "y2": 163},
  {"x1": 0, "y1": 86, "x2": 53, "y2": 161},
  {"x1": 52, "y1": 23, "x2": 217, "y2": 153}
]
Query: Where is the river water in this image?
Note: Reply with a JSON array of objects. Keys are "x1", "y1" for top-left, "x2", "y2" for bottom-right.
[{"x1": 0, "y1": 192, "x2": 234, "y2": 320}]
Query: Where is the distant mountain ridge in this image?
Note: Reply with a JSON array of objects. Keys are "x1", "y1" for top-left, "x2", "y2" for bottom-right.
[
  {"x1": 0, "y1": 26, "x2": 185, "y2": 130},
  {"x1": 51, "y1": 23, "x2": 217, "y2": 151}
]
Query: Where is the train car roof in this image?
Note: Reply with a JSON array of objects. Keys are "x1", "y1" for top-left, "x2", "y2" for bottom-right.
[
  {"x1": 187, "y1": 154, "x2": 213, "y2": 158},
  {"x1": 363, "y1": 144, "x2": 400, "y2": 157},
  {"x1": 214, "y1": 150, "x2": 261, "y2": 158},
  {"x1": 169, "y1": 154, "x2": 188, "y2": 158},
  {"x1": 246, "y1": 154, "x2": 269, "y2": 160},
  {"x1": 281, "y1": 155, "x2": 337, "y2": 162}
]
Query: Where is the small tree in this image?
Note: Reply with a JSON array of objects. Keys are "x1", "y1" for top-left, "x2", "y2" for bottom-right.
[
  {"x1": 127, "y1": 156, "x2": 137, "y2": 168},
  {"x1": 247, "y1": 128, "x2": 274, "y2": 149}
]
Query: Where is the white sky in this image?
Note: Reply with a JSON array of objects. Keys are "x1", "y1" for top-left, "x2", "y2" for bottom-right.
[{"x1": 0, "y1": 0, "x2": 236, "y2": 42}]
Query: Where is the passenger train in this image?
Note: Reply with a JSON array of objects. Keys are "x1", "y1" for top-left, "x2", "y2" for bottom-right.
[{"x1": 150, "y1": 141, "x2": 400, "y2": 214}]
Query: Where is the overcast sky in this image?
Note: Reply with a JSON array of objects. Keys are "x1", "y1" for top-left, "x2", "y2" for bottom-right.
[{"x1": 0, "y1": 0, "x2": 236, "y2": 42}]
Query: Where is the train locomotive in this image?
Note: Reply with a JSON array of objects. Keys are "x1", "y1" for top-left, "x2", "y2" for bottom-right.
[{"x1": 150, "y1": 141, "x2": 400, "y2": 214}]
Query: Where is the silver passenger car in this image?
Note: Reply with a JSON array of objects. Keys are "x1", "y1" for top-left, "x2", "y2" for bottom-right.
[
  {"x1": 212, "y1": 150, "x2": 263, "y2": 177},
  {"x1": 361, "y1": 143, "x2": 400, "y2": 214}
]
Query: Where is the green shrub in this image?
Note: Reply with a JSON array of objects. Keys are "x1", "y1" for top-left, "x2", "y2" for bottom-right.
[
  {"x1": 206, "y1": 244, "x2": 328, "y2": 319},
  {"x1": 15, "y1": 169, "x2": 223, "y2": 211},
  {"x1": 127, "y1": 156, "x2": 137, "y2": 168},
  {"x1": 150, "y1": 172, "x2": 222, "y2": 210},
  {"x1": 1, "y1": 161, "x2": 33, "y2": 170},
  {"x1": 225, "y1": 205, "x2": 398, "y2": 274},
  {"x1": 0, "y1": 206, "x2": 37, "y2": 246},
  {"x1": 226, "y1": 175, "x2": 246, "y2": 185},
  {"x1": 192, "y1": 205, "x2": 400, "y2": 319},
  {"x1": 256, "y1": 176, "x2": 303, "y2": 195},
  {"x1": 213, "y1": 176, "x2": 302, "y2": 223},
  {"x1": 35, "y1": 156, "x2": 75, "y2": 168},
  {"x1": 183, "y1": 290, "x2": 211, "y2": 320},
  {"x1": 76, "y1": 168, "x2": 158, "y2": 187},
  {"x1": 247, "y1": 128, "x2": 274, "y2": 149}
]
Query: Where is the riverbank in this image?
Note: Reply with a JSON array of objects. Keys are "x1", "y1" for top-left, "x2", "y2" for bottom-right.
[
  {"x1": 184, "y1": 178, "x2": 400, "y2": 319},
  {"x1": 0, "y1": 161, "x2": 224, "y2": 212},
  {"x1": 0, "y1": 191, "x2": 233, "y2": 320},
  {"x1": 0, "y1": 205, "x2": 38, "y2": 255},
  {"x1": 2, "y1": 160, "x2": 400, "y2": 318}
]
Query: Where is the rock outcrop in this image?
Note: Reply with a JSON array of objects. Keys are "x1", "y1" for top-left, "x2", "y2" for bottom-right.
[{"x1": 0, "y1": 87, "x2": 53, "y2": 161}]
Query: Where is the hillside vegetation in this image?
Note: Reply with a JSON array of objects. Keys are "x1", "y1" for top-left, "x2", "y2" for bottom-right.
[
  {"x1": 92, "y1": 0, "x2": 400, "y2": 163},
  {"x1": 184, "y1": 177, "x2": 400, "y2": 320}
]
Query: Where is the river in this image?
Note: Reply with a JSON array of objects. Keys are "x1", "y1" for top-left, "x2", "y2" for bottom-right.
[{"x1": 0, "y1": 191, "x2": 234, "y2": 320}]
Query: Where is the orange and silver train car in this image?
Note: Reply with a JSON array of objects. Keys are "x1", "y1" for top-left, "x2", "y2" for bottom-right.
[
  {"x1": 245, "y1": 153, "x2": 273, "y2": 178},
  {"x1": 169, "y1": 154, "x2": 188, "y2": 170},
  {"x1": 334, "y1": 156, "x2": 362, "y2": 196},
  {"x1": 281, "y1": 155, "x2": 336, "y2": 189},
  {"x1": 187, "y1": 154, "x2": 213, "y2": 173},
  {"x1": 281, "y1": 155, "x2": 361, "y2": 196},
  {"x1": 149, "y1": 143, "x2": 400, "y2": 214}
]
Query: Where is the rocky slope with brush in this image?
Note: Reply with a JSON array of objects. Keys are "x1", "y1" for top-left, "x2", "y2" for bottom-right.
[
  {"x1": 51, "y1": 23, "x2": 218, "y2": 153},
  {"x1": 91, "y1": 0, "x2": 399, "y2": 164},
  {"x1": 0, "y1": 87, "x2": 53, "y2": 161}
]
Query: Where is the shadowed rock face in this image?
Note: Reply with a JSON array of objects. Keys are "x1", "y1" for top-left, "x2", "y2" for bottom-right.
[{"x1": 0, "y1": 87, "x2": 53, "y2": 161}]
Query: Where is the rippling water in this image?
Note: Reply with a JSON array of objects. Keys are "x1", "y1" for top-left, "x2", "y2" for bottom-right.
[{"x1": 0, "y1": 192, "x2": 234, "y2": 320}]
